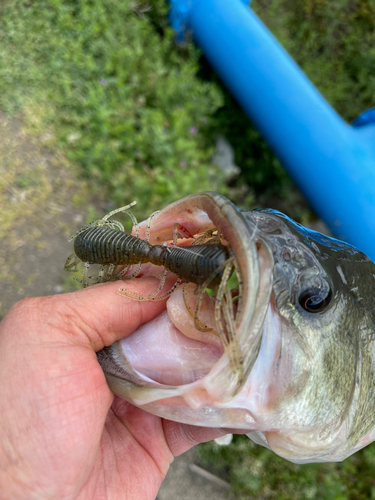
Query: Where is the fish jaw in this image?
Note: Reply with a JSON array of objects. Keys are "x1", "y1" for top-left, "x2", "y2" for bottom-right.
[
  {"x1": 97, "y1": 192, "x2": 275, "y2": 414},
  {"x1": 99, "y1": 299, "x2": 283, "y2": 430}
]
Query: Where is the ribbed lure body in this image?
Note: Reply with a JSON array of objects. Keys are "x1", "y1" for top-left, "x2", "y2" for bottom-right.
[{"x1": 74, "y1": 226, "x2": 229, "y2": 287}]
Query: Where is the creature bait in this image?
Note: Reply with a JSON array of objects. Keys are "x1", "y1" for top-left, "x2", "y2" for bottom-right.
[{"x1": 65, "y1": 200, "x2": 245, "y2": 384}]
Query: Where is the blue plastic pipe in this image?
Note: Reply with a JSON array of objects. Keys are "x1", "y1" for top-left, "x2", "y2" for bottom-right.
[{"x1": 169, "y1": 0, "x2": 375, "y2": 261}]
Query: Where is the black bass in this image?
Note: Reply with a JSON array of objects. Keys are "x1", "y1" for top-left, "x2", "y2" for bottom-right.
[{"x1": 66, "y1": 193, "x2": 375, "y2": 464}]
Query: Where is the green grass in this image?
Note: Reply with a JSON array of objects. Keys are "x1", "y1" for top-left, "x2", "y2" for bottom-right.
[
  {"x1": 254, "y1": 0, "x2": 375, "y2": 123},
  {"x1": 0, "y1": 0, "x2": 226, "y2": 220},
  {"x1": 198, "y1": 435, "x2": 375, "y2": 500}
]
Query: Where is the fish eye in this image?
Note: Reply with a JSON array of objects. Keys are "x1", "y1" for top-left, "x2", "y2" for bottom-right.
[{"x1": 299, "y1": 287, "x2": 332, "y2": 313}]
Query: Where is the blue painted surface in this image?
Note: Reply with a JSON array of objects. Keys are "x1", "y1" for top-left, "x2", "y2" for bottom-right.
[
  {"x1": 353, "y1": 107, "x2": 375, "y2": 128},
  {"x1": 169, "y1": 0, "x2": 375, "y2": 262},
  {"x1": 168, "y1": 0, "x2": 192, "y2": 40}
]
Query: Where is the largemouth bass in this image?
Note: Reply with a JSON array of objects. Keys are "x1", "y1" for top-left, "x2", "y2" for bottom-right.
[{"x1": 68, "y1": 193, "x2": 375, "y2": 464}]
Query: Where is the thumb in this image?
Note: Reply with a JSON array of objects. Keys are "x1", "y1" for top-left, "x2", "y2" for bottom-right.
[
  {"x1": 62, "y1": 278, "x2": 171, "y2": 350},
  {"x1": 1, "y1": 277, "x2": 170, "y2": 352}
]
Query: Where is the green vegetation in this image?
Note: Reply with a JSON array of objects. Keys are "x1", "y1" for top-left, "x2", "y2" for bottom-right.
[
  {"x1": 0, "y1": 0, "x2": 226, "y2": 220},
  {"x1": 198, "y1": 435, "x2": 375, "y2": 500},
  {"x1": 206, "y1": 270, "x2": 238, "y2": 297},
  {"x1": 255, "y1": 0, "x2": 375, "y2": 122},
  {"x1": 198, "y1": 68, "x2": 291, "y2": 202}
]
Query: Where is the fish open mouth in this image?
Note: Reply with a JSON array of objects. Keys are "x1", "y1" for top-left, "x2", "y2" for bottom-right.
[{"x1": 97, "y1": 193, "x2": 273, "y2": 424}]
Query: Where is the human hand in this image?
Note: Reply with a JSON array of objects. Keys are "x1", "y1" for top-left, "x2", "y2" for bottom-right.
[{"x1": 0, "y1": 279, "x2": 232, "y2": 500}]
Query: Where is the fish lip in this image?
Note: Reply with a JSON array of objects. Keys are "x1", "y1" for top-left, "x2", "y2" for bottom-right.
[{"x1": 99, "y1": 193, "x2": 274, "y2": 406}]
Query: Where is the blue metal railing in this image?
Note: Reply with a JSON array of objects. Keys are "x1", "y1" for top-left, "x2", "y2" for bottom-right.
[{"x1": 169, "y1": 0, "x2": 375, "y2": 261}]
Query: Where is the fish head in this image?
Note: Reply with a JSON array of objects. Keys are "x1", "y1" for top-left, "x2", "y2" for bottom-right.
[
  {"x1": 243, "y1": 208, "x2": 375, "y2": 462},
  {"x1": 95, "y1": 194, "x2": 375, "y2": 463}
]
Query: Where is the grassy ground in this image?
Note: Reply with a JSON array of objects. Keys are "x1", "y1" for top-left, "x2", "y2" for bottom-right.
[
  {"x1": 197, "y1": 435, "x2": 375, "y2": 500},
  {"x1": 0, "y1": 110, "x2": 98, "y2": 313}
]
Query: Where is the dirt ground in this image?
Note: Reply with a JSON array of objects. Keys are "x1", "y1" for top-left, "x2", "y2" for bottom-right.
[
  {"x1": 0, "y1": 110, "x2": 89, "y2": 314},
  {"x1": 0, "y1": 111, "x2": 236, "y2": 499}
]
